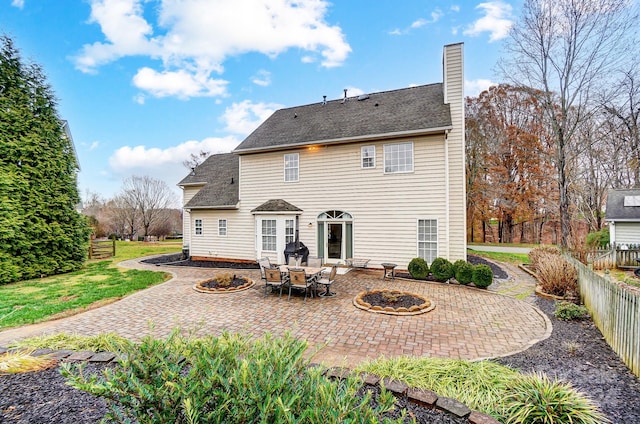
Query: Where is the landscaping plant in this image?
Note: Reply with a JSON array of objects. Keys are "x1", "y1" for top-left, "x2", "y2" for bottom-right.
[
  {"x1": 503, "y1": 372, "x2": 608, "y2": 424},
  {"x1": 61, "y1": 330, "x2": 403, "y2": 424},
  {"x1": 430, "y1": 257, "x2": 454, "y2": 282},
  {"x1": 454, "y1": 260, "x2": 474, "y2": 285},
  {"x1": 554, "y1": 301, "x2": 590, "y2": 321},
  {"x1": 0, "y1": 350, "x2": 57, "y2": 374},
  {"x1": 528, "y1": 246, "x2": 561, "y2": 270},
  {"x1": 407, "y1": 257, "x2": 429, "y2": 280},
  {"x1": 472, "y1": 264, "x2": 493, "y2": 288},
  {"x1": 536, "y1": 255, "x2": 578, "y2": 298}
]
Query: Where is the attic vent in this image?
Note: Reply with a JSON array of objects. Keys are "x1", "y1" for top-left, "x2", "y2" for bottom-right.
[
  {"x1": 357, "y1": 94, "x2": 369, "y2": 101},
  {"x1": 624, "y1": 195, "x2": 640, "y2": 206}
]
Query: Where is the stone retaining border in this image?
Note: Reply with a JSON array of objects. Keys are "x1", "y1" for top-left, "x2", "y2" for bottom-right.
[{"x1": 1, "y1": 347, "x2": 499, "y2": 423}]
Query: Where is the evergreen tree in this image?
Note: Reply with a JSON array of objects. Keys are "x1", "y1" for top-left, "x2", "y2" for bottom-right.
[{"x1": 0, "y1": 35, "x2": 90, "y2": 284}]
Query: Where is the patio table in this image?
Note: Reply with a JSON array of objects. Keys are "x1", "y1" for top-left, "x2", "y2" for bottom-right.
[{"x1": 279, "y1": 265, "x2": 324, "y2": 295}]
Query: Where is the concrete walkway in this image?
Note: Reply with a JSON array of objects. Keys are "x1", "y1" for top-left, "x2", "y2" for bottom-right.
[{"x1": 0, "y1": 259, "x2": 550, "y2": 368}]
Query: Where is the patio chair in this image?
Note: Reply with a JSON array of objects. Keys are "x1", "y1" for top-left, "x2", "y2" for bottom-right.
[
  {"x1": 287, "y1": 268, "x2": 315, "y2": 301},
  {"x1": 264, "y1": 267, "x2": 286, "y2": 298},
  {"x1": 306, "y1": 256, "x2": 323, "y2": 267},
  {"x1": 317, "y1": 265, "x2": 338, "y2": 297},
  {"x1": 258, "y1": 257, "x2": 272, "y2": 282}
]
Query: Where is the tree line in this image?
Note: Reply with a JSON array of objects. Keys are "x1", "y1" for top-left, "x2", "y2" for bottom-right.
[{"x1": 466, "y1": 0, "x2": 639, "y2": 248}]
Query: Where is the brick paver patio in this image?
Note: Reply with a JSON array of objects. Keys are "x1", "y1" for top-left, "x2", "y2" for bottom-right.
[{"x1": 0, "y1": 259, "x2": 551, "y2": 367}]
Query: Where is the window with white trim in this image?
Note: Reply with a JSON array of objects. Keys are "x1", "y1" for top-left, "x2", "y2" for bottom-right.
[
  {"x1": 284, "y1": 153, "x2": 299, "y2": 182},
  {"x1": 361, "y1": 145, "x2": 375, "y2": 168},
  {"x1": 417, "y1": 219, "x2": 437, "y2": 263},
  {"x1": 262, "y1": 219, "x2": 277, "y2": 251},
  {"x1": 218, "y1": 219, "x2": 227, "y2": 236},
  {"x1": 285, "y1": 219, "x2": 295, "y2": 244},
  {"x1": 194, "y1": 219, "x2": 203, "y2": 235},
  {"x1": 384, "y1": 142, "x2": 413, "y2": 173}
]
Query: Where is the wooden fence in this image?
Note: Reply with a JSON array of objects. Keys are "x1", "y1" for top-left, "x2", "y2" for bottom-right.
[
  {"x1": 567, "y1": 256, "x2": 640, "y2": 377},
  {"x1": 89, "y1": 239, "x2": 116, "y2": 259},
  {"x1": 570, "y1": 245, "x2": 640, "y2": 270}
]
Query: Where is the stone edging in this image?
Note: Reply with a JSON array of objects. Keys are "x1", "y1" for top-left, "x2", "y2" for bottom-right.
[
  {"x1": 0, "y1": 347, "x2": 499, "y2": 423},
  {"x1": 193, "y1": 277, "x2": 255, "y2": 294}
]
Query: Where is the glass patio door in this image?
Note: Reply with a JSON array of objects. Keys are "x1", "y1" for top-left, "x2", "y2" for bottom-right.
[{"x1": 327, "y1": 223, "x2": 343, "y2": 260}]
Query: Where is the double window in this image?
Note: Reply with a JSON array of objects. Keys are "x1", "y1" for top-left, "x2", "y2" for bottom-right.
[
  {"x1": 384, "y1": 142, "x2": 413, "y2": 173},
  {"x1": 284, "y1": 153, "x2": 299, "y2": 182},
  {"x1": 261, "y1": 219, "x2": 277, "y2": 251},
  {"x1": 417, "y1": 219, "x2": 437, "y2": 263},
  {"x1": 194, "y1": 219, "x2": 203, "y2": 235},
  {"x1": 218, "y1": 219, "x2": 227, "y2": 236}
]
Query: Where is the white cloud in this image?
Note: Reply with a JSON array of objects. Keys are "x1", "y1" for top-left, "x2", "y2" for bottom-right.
[
  {"x1": 74, "y1": 0, "x2": 351, "y2": 98},
  {"x1": 108, "y1": 136, "x2": 242, "y2": 194},
  {"x1": 451, "y1": 5, "x2": 460, "y2": 13},
  {"x1": 463, "y1": 1, "x2": 513, "y2": 42},
  {"x1": 389, "y1": 8, "x2": 443, "y2": 35},
  {"x1": 465, "y1": 78, "x2": 496, "y2": 97},
  {"x1": 11, "y1": 0, "x2": 24, "y2": 8},
  {"x1": 89, "y1": 141, "x2": 100, "y2": 151},
  {"x1": 132, "y1": 67, "x2": 228, "y2": 99},
  {"x1": 222, "y1": 100, "x2": 282, "y2": 135},
  {"x1": 251, "y1": 70, "x2": 271, "y2": 87}
]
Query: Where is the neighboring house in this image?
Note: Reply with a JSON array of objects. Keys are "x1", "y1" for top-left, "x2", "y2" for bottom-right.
[
  {"x1": 179, "y1": 43, "x2": 466, "y2": 269},
  {"x1": 605, "y1": 188, "x2": 640, "y2": 247}
]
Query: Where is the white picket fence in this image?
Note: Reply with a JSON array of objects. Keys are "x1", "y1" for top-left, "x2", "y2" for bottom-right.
[{"x1": 568, "y1": 257, "x2": 640, "y2": 377}]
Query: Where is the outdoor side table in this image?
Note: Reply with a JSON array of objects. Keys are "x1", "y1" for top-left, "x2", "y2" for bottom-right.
[{"x1": 381, "y1": 263, "x2": 397, "y2": 280}]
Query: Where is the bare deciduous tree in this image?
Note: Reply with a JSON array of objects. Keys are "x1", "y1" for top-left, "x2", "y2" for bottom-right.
[
  {"x1": 501, "y1": 0, "x2": 637, "y2": 248},
  {"x1": 122, "y1": 175, "x2": 177, "y2": 238}
]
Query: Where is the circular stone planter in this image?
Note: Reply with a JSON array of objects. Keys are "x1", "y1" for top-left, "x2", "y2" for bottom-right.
[
  {"x1": 193, "y1": 276, "x2": 254, "y2": 294},
  {"x1": 353, "y1": 289, "x2": 435, "y2": 316}
]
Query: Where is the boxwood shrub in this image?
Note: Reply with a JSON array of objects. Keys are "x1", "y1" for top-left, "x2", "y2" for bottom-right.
[
  {"x1": 472, "y1": 264, "x2": 493, "y2": 288},
  {"x1": 430, "y1": 257, "x2": 454, "y2": 282},
  {"x1": 408, "y1": 257, "x2": 430, "y2": 280},
  {"x1": 454, "y1": 261, "x2": 474, "y2": 285}
]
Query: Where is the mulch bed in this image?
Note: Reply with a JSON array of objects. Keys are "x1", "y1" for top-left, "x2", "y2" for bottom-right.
[
  {"x1": 361, "y1": 292, "x2": 426, "y2": 309},
  {"x1": 142, "y1": 253, "x2": 260, "y2": 269},
  {"x1": 199, "y1": 276, "x2": 251, "y2": 289}
]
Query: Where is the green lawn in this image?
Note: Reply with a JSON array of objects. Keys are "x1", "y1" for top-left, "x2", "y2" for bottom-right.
[
  {"x1": 0, "y1": 241, "x2": 179, "y2": 329},
  {"x1": 468, "y1": 249, "x2": 530, "y2": 264}
]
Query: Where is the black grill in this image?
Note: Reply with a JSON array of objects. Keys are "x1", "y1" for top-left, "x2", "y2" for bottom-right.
[{"x1": 284, "y1": 242, "x2": 309, "y2": 265}]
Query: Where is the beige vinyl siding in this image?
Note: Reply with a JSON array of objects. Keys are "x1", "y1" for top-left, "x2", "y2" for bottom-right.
[
  {"x1": 188, "y1": 209, "x2": 255, "y2": 259},
  {"x1": 614, "y1": 222, "x2": 640, "y2": 245},
  {"x1": 443, "y1": 43, "x2": 466, "y2": 261},
  {"x1": 182, "y1": 186, "x2": 202, "y2": 250},
  {"x1": 239, "y1": 134, "x2": 449, "y2": 268}
]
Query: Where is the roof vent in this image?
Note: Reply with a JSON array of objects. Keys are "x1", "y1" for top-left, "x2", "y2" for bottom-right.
[
  {"x1": 341, "y1": 88, "x2": 348, "y2": 104},
  {"x1": 357, "y1": 94, "x2": 369, "y2": 101},
  {"x1": 322, "y1": 95, "x2": 327, "y2": 105},
  {"x1": 190, "y1": 167, "x2": 195, "y2": 176},
  {"x1": 294, "y1": 113, "x2": 297, "y2": 118}
]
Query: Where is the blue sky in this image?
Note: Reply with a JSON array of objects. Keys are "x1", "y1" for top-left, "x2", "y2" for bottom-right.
[{"x1": 1, "y1": 0, "x2": 518, "y2": 203}]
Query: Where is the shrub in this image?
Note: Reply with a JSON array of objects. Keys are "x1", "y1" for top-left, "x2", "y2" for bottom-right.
[
  {"x1": 585, "y1": 228, "x2": 609, "y2": 248},
  {"x1": 528, "y1": 246, "x2": 560, "y2": 270},
  {"x1": 503, "y1": 372, "x2": 606, "y2": 424},
  {"x1": 554, "y1": 301, "x2": 589, "y2": 321},
  {"x1": 430, "y1": 257, "x2": 454, "y2": 282},
  {"x1": 536, "y1": 255, "x2": 578, "y2": 298},
  {"x1": 408, "y1": 258, "x2": 430, "y2": 280},
  {"x1": 454, "y1": 261, "x2": 474, "y2": 285},
  {"x1": 61, "y1": 330, "x2": 402, "y2": 424},
  {"x1": 472, "y1": 264, "x2": 493, "y2": 288}
]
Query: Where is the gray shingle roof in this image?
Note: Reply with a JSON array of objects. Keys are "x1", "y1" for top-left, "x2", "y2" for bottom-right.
[
  {"x1": 251, "y1": 199, "x2": 303, "y2": 213},
  {"x1": 179, "y1": 153, "x2": 239, "y2": 209},
  {"x1": 234, "y1": 83, "x2": 451, "y2": 153},
  {"x1": 605, "y1": 189, "x2": 640, "y2": 221}
]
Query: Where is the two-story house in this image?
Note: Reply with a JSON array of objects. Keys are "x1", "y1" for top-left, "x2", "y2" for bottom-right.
[{"x1": 179, "y1": 43, "x2": 466, "y2": 269}]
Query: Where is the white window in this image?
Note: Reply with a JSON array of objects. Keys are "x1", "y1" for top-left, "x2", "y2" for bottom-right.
[
  {"x1": 384, "y1": 142, "x2": 413, "y2": 173},
  {"x1": 285, "y1": 219, "x2": 295, "y2": 244},
  {"x1": 418, "y1": 219, "x2": 437, "y2": 263},
  {"x1": 284, "y1": 153, "x2": 299, "y2": 182},
  {"x1": 361, "y1": 145, "x2": 375, "y2": 168},
  {"x1": 262, "y1": 219, "x2": 277, "y2": 251},
  {"x1": 218, "y1": 219, "x2": 227, "y2": 236},
  {"x1": 194, "y1": 219, "x2": 203, "y2": 236}
]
